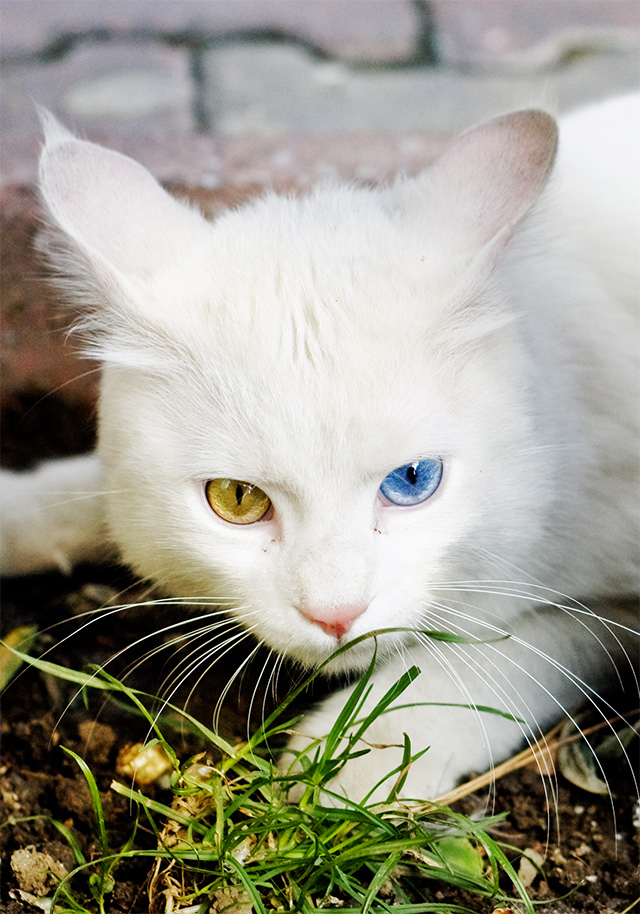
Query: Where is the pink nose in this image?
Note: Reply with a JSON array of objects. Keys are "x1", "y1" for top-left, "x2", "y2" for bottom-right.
[{"x1": 298, "y1": 603, "x2": 368, "y2": 640}]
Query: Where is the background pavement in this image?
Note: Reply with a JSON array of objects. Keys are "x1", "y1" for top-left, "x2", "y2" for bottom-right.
[{"x1": 1, "y1": 0, "x2": 638, "y2": 184}]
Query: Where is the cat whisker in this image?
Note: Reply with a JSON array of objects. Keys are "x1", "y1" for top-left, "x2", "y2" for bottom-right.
[
  {"x1": 116, "y1": 616, "x2": 241, "y2": 689},
  {"x1": 164, "y1": 622, "x2": 260, "y2": 712},
  {"x1": 439, "y1": 558, "x2": 638, "y2": 642},
  {"x1": 40, "y1": 595, "x2": 255, "y2": 743},
  {"x1": 423, "y1": 601, "x2": 637, "y2": 817},
  {"x1": 415, "y1": 634, "x2": 502, "y2": 807},
  {"x1": 430, "y1": 595, "x2": 637, "y2": 710},
  {"x1": 119, "y1": 620, "x2": 266, "y2": 746},
  {"x1": 415, "y1": 609, "x2": 554, "y2": 792},
  {"x1": 423, "y1": 606, "x2": 561, "y2": 780},
  {"x1": 418, "y1": 600, "x2": 638, "y2": 824},
  {"x1": 429, "y1": 581, "x2": 637, "y2": 687},
  {"x1": 243, "y1": 646, "x2": 283, "y2": 745},
  {"x1": 13, "y1": 364, "x2": 104, "y2": 418}
]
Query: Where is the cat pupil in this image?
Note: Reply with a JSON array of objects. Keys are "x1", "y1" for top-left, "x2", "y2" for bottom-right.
[
  {"x1": 407, "y1": 465, "x2": 418, "y2": 485},
  {"x1": 235, "y1": 484, "x2": 244, "y2": 507}
]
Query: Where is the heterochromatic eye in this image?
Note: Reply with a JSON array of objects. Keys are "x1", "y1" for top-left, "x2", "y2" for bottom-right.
[
  {"x1": 379, "y1": 458, "x2": 443, "y2": 507},
  {"x1": 205, "y1": 478, "x2": 271, "y2": 525}
]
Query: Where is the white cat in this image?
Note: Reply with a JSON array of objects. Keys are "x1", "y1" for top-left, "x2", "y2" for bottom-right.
[{"x1": 2, "y1": 95, "x2": 638, "y2": 801}]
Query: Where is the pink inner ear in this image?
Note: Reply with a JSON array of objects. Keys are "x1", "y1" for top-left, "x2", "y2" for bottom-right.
[
  {"x1": 40, "y1": 136, "x2": 204, "y2": 279},
  {"x1": 419, "y1": 109, "x2": 559, "y2": 260}
]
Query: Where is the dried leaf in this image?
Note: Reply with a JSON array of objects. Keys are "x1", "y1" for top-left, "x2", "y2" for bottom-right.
[
  {"x1": 517, "y1": 847, "x2": 544, "y2": 887},
  {"x1": 434, "y1": 835, "x2": 484, "y2": 878},
  {"x1": 0, "y1": 626, "x2": 38, "y2": 690},
  {"x1": 558, "y1": 736, "x2": 609, "y2": 794},
  {"x1": 210, "y1": 887, "x2": 254, "y2": 913}
]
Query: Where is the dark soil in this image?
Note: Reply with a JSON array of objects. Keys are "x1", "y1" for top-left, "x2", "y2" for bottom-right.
[
  {"x1": 0, "y1": 564, "x2": 315, "y2": 913},
  {"x1": 1, "y1": 563, "x2": 638, "y2": 914}
]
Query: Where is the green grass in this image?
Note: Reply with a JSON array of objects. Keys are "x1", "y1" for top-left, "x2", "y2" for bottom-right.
[{"x1": 3, "y1": 635, "x2": 536, "y2": 913}]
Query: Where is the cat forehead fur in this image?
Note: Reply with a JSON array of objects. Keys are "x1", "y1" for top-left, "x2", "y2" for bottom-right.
[
  {"x1": 135, "y1": 181, "x2": 498, "y2": 369},
  {"x1": 100, "y1": 182, "x2": 513, "y2": 483}
]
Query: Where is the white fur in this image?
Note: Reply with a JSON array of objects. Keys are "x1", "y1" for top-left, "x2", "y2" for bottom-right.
[{"x1": 2, "y1": 96, "x2": 638, "y2": 800}]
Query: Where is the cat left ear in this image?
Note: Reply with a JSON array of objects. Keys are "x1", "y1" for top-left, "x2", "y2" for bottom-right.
[
  {"x1": 400, "y1": 109, "x2": 558, "y2": 271},
  {"x1": 38, "y1": 110, "x2": 206, "y2": 284}
]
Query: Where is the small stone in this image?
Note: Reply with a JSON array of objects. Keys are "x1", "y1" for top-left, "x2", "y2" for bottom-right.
[
  {"x1": 573, "y1": 842, "x2": 592, "y2": 857},
  {"x1": 77, "y1": 720, "x2": 117, "y2": 766},
  {"x1": 116, "y1": 741, "x2": 173, "y2": 785},
  {"x1": 10, "y1": 846, "x2": 68, "y2": 896},
  {"x1": 518, "y1": 848, "x2": 544, "y2": 887},
  {"x1": 210, "y1": 886, "x2": 253, "y2": 913}
]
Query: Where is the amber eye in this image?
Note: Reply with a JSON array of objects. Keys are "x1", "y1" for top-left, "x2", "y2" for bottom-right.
[{"x1": 205, "y1": 478, "x2": 271, "y2": 525}]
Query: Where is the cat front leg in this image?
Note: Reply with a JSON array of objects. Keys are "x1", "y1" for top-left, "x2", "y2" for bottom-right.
[
  {"x1": 285, "y1": 602, "x2": 637, "y2": 803},
  {"x1": 0, "y1": 453, "x2": 110, "y2": 575}
]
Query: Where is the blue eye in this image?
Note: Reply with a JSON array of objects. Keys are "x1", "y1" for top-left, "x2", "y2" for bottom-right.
[{"x1": 379, "y1": 459, "x2": 443, "y2": 506}]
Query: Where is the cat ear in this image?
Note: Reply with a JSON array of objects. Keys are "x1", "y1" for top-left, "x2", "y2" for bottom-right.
[
  {"x1": 38, "y1": 110, "x2": 205, "y2": 284},
  {"x1": 399, "y1": 109, "x2": 558, "y2": 271}
]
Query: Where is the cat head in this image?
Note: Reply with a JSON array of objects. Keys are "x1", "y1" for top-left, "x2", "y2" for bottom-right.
[{"x1": 38, "y1": 109, "x2": 558, "y2": 671}]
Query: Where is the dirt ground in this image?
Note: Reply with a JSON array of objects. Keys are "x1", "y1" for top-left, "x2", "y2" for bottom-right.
[
  {"x1": 1, "y1": 563, "x2": 639, "y2": 914},
  {"x1": 1, "y1": 184, "x2": 638, "y2": 914}
]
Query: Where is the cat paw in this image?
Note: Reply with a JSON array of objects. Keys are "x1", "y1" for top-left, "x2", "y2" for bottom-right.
[
  {"x1": 284, "y1": 732, "x2": 458, "y2": 805},
  {"x1": 283, "y1": 693, "x2": 504, "y2": 805},
  {"x1": 0, "y1": 457, "x2": 108, "y2": 576},
  {"x1": 0, "y1": 468, "x2": 66, "y2": 575}
]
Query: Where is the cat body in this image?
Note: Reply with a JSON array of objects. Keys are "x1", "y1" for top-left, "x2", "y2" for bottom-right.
[{"x1": 2, "y1": 94, "x2": 638, "y2": 800}]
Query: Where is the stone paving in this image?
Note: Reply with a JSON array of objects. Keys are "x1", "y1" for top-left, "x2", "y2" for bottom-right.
[{"x1": 1, "y1": 1, "x2": 638, "y2": 184}]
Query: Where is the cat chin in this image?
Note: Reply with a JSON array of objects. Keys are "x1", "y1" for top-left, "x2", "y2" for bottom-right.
[{"x1": 278, "y1": 629, "x2": 407, "y2": 677}]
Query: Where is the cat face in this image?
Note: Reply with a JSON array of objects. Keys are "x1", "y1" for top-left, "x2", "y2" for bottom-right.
[
  {"x1": 95, "y1": 203, "x2": 540, "y2": 671},
  {"x1": 38, "y1": 110, "x2": 558, "y2": 671}
]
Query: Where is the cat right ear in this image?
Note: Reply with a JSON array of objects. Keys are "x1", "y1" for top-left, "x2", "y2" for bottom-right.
[
  {"x1": 38, "y1": 110, "x2": 206, "y2": 287},
  {"x1": 398, "y1": 108, "x2": 558, "y2": 273}
]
